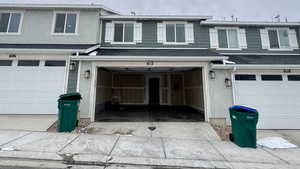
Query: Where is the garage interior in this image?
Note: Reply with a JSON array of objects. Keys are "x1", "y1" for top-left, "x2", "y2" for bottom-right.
[{"x1": 94, "y1": 67, "x2": 205, "y2": 122}]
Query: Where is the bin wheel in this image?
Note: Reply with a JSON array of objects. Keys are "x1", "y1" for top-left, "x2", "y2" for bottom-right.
[{"x1": 229, "y1": 133, "x2": 234, "y2": 142}]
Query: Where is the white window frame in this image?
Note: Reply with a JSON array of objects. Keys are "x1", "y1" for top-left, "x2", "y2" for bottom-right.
[
  {"x1": 266, "y1": 27, "x2": 293, "y2": 51},
  {"x1": 163, "y1": 21, "x2": 188, "y2": 45},
  {"x1": 111, "y1": 21, "x2": 136, "y2": 44},
  {"x1": 215, "y1": 27, "x2": 241, "y2": 50},
  {"x1": 0, "y1": 10, "x2": 24, "y2": 35},
  {"x1": 51, "y1": 11, "x2": 79, "y2": 35}
]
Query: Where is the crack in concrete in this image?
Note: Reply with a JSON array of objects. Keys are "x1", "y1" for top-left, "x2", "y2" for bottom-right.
[
  {"x1": 261, "y1": 148, "x2": 290, "y2": 165},
  {"x1": 108, "y1": 134, "x2": 121, "y2": 157},
  {"x1": 206, "y1": 140, "x2": 234, "y2": 169},
  {"x1": 0, "y1": 131, "x2": 33, "y2": 147},
  {"x1": 160, "y1": 137, "x2": 167, "y2": 159},
  {"x1": 58, "y1": 134, "x2": 81, "y2": 153}
]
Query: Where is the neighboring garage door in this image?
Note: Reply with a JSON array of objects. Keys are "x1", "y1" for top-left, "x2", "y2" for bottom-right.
[
  {"x1": 233, "y1": 73, "x2": 300, "y2": 129},
  {"x1": 0, "y1": 60, "x2": 66, "y2": 114}
]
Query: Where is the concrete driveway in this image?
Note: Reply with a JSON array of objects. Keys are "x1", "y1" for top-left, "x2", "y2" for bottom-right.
[
  {"x1": 0, "y1": 115, "x2": 57, "y2": 131},
  {"x1": 85, "y1": 122, "x2": 221, "y2": 140},
  {"x1": 258, "y1": 130, "x2": 300, "y2": 146}
]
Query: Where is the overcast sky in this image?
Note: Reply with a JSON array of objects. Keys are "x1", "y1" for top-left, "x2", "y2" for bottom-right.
[{"x1": 5, "y1": 0, "x2": 300, "y2": 21}]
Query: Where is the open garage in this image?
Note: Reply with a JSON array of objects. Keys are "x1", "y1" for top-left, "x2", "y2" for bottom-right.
[{"x1": 94, "y1": 67, "x2": 206, "y2": 122}]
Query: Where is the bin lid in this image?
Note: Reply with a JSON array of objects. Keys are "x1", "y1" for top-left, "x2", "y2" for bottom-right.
[
  {"x1": 230, "y1": 105, "x2": 258, "y2": 114},
  {"x1": 59, "y1": 92, "x2": 82, "y2": 100}
]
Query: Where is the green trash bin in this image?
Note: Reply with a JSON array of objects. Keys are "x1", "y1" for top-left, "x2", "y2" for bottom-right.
[
  {"x1": 229, "y1": 105, "x2": 259, "y2": 148},
  {"x1": 57, "y1": 92, "x2": 82, "y2": 132}
]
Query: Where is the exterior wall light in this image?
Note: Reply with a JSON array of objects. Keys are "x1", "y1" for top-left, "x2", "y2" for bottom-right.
[
  {"x1": 225, "y1": 78, "x2": 232, "y2": 87},
  {"x1": 9, "y1": 54, "x2": 17, "y2": 58},
  {"x1": 283, "y1": 69, "x2": 291, "y2": 73},
  {"x1": 84, "y1": 70, "x2": 91, "y2": 79},
  {"x1": 209, "y1": 70, "x2": 216, "y2": 79},
  {"x1": 69, "y1": 61, "x2": 77, "y2": 71}
]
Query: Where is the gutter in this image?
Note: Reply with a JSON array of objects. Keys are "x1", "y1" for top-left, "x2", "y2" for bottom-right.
[
  {"x1": 70, "y1": 56, "x2": 228, "y2": 61},
  {"x1": 100, "y1": 15, "x2": 212, "y2": 21},
  {"x1": 0, "y1": 48, "x2": 85, "y2": 54},
  {"x1": 211, "y1": 64, "x2": 300, "y2": 70},
  {"x1": 201, "y1": 21, "x2": 300, "y2": 26}
]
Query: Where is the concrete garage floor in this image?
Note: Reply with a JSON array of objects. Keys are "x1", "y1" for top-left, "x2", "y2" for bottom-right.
[
  {"x1": 0, "y1": 115, "x2": 57, "y2": 131},
  {"x1": 95, "y1": 105, "x2": 205, "y2": 122}
]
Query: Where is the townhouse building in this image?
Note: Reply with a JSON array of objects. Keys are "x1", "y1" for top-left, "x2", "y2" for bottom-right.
[{"x1": 0, "y1": 2, "x2": 299, "y2": 129}]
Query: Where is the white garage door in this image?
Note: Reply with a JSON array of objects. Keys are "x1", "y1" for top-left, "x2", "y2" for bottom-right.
[
  {"x1": 233, "y1": 73, "x2": 300, "y2": 129},
  {"x1": 0, "y1": 60, "x2": 66, "y2": 114}
]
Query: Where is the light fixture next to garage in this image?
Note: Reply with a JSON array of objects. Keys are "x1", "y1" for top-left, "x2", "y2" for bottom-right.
[
  {"x1": 9, "y1": 54, "x2": 16, "y2": 58},
  {"x1": 69, "y1": 61, "x2": 77, "y2": 71},
  {"x1": 225, "y1": 78, "x2": 232, "y2": 87},
  {"x1": 84, "y1": 70, "x2": 91, "y2": 79},
  {"x1": 209, "y1": 70, "x2": 216, "y2": 79}
]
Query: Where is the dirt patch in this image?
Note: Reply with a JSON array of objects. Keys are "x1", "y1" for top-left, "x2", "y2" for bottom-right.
[
  {"x1": 47, "y1": 118, "x2": 91, "y2": 133},
  {"x1": 211, "y1": 124, "x2": 231, "y2": 141}
]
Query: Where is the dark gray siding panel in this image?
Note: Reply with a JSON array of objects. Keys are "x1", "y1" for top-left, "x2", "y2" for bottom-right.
[
  {"x1": 213, "y1": 27, "x2": 300, "y2": 54},
  {"x1": 141, "y1": 21, "x2": 157, "y2": 46},
  {"x1": 245, "y1": 27, "x2": 262, "y2": 50},
  {"x1": 101, "y1": 20, "x2": 300, "y2": 54},
  {"x1": 67, "y1": 61, "x2": 79, "y2": 93},
  {"x1": 101, "y1": 21, "x2": 210, "y2": 48}
]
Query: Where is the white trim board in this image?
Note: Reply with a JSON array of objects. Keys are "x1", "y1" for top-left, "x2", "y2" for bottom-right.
[
  {"x1": 202, "y1": 21, "x2": 300, "y2": 26},
  {"x1": 212, "y1": 64, "x2": 300, "y2": 69},
  {"x1": 0, "y1": 48, "x2": 85, "y2": 53},
  {"x1": 100, "y1": 47, "x2": 209, "y2": 50},
  {"x1": 70, "y1": 56, "x2": 228, "y2": 61},
  {"x1": 100, "y1": 15, "x2": 212, "y2": 20},
  {"x1": 221, "y1": 53, "x2": 300, "y2": 55}
]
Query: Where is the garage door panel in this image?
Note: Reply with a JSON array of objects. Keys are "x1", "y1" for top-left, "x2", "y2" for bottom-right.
[
  {"x1": 234, "y1": 74, "x2": 300, "y2": 129},
  {"x1": 0, "y1": 61, "x2": 65, "y2": 115}
]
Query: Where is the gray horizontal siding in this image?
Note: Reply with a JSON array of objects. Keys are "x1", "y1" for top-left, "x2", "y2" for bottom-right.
[
  {"x1": 101, "y1": 20, "x2": 300, "y2": 54},
  {"x1": 205, "y1": 26, "x2": 300, "y2": 54},
  {"x1": 0, "y1": 9, "x2": 100, "y2": 44},
  {"x1": 101, "y1": 20, "x2": 210, "y2": 48}
]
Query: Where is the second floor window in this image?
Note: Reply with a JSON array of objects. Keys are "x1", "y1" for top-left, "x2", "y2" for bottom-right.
[
  {"x1": 105, "y1": 21, "x2": 142, "y2": 44},
  {"x1": 114, "y1": 23, "x2": 134, "y2": 42},
  {"x1": 0, "y1": 12, "x2": 22, "y2": 33},
  {"x1": 53, "y1": 12, "x2": 78, "y2": 34},
  {"x1": 260, "y1": 28, "x2": 298, "y2": 50},
  {"x1": 268, "y1": 29, "x2": 290, "y2": 49},
  {"x1": 157, "y1": 22, "x2": 194, "y2": 44},
  {"x1": 209, "y1": 27, "x2": 247, "y2": 49},
  {"x1": 217, "y1": 29, "x2": 239, "y2": 49},
  {"x1": 166, "y1": 23, "x2": 185, "y2": 43}
]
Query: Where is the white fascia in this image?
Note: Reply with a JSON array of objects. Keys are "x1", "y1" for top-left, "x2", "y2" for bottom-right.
[
  {"x1": 100, "y1": 15, "x2": 212, "y2": 21},
  {"x1": 220, "y1": 53, "x2": 300, "y2": 55},
  {"x1": 201, "y1": 21, "x2": 300, "y2": 26},
  {"x1": 84, "y1": 44, "x2": 101, "y2": 54},
  {"x1": 211, "y1": 64, "x2": 300, "y2": 70},
  {"x1": 0, "y1": 3, "x2": 121, "y2": 15},
  {"x1": 70, "y1": 56, "x2": 228, "y2": 61},
  {"x1": 0, "y1": 48, "x2": 85, "y2": 54}
]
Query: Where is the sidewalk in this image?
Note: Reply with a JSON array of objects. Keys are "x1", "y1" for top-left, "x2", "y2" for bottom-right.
[{"x1": 0, "y1": 130, "x2": 300, "y2": 169}]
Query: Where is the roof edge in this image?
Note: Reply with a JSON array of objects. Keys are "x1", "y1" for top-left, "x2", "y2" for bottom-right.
[
  {"x1": 100, "y1": 15, "x2": 212, "y2": 20},
  {"x1": 212, "y1": 64, "x2": 300, "y2": 69},
  {"x1": 201, "y1": 20, "x2": 300, "y2": 26},
  {"x1": 0, "y1": 3, "x2": 120, "y2": 14}
]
